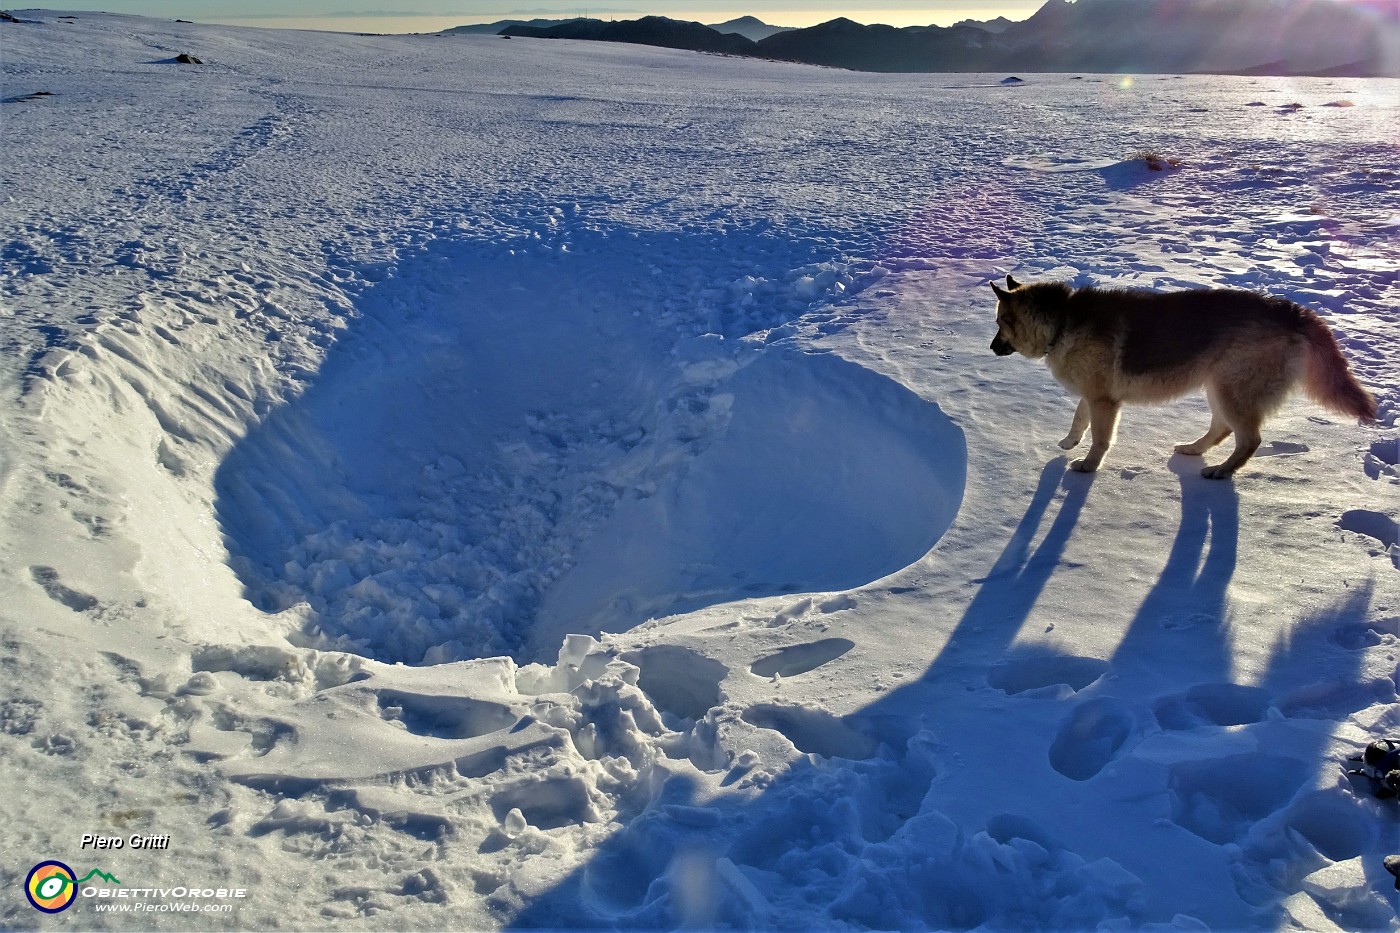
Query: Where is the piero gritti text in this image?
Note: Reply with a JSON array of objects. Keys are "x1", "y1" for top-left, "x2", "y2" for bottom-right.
[{"x1": 81, "y1": 833, "x2": 171, "y2": 850}]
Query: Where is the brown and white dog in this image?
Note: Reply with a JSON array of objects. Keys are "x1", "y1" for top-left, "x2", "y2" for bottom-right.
[{"x1": 989, "y1": 276, "x2": 1376, "y2": 478}]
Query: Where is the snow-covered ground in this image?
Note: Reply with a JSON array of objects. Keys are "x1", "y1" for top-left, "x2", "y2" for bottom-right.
[{"x1": 2, "y1": 11, "x2": 1398, "y2": 930}]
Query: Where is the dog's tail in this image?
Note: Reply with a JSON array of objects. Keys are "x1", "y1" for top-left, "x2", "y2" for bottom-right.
[{"x1": 1301, "y1": 311, "x2": 1377, "y2": 423}]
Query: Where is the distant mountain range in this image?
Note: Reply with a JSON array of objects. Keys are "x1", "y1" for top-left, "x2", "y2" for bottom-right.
[
  {"x1": 707, "y1": 16, "x2": 794, "y2": 42},
  {"x1": 452, "y1": 0, "x2": 1400, "y2": 77},
  {"x1": 443, "y1": 14, "x2": 791, "y2": 43},
  {"x1": 498, "y1": 16, "x2": 758, "y2": 55},
  {"x1": 441, "y1": 18, "x2": 587, "y2": 35}
]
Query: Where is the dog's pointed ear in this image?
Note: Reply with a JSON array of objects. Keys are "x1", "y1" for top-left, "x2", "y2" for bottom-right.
[
  {"x1": 990, "y1": 281, "x2": 1008, "y2": 299},
  {"x1": 1005, "y1": 274, "x2": 1022, "y2": 290}
]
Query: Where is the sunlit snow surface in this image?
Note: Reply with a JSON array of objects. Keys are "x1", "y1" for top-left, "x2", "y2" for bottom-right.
[{"x1": 1, "y1": 11, "x2": 1398, "y2": 931}]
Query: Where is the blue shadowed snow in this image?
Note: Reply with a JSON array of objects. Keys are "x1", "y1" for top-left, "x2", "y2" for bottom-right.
[{"x1": 214, "y1": 222, "x2": 965, "y2": 664}]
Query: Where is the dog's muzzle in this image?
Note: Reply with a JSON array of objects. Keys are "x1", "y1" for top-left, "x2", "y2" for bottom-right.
[{"x1": 991, "y1": 334, "x2": 1014, "y2": 356}]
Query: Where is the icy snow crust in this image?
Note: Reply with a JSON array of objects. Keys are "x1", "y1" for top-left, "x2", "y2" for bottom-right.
[{"x1": 1, "y1": 11, "x2": 1398, "y2": 931}]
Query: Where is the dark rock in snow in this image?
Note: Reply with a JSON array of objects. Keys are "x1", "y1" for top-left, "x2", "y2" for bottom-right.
[
  {"x1": 1345, "y1": 737, "x2": 1400, "y2": 799},
  {"x1": 176, "y1": 53, "x2": 203, "y2": 64}
]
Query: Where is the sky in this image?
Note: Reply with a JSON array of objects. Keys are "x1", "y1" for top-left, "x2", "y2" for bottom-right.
[{"x1": 30, "y1": 0, "x2": 1049, "y2": 30}]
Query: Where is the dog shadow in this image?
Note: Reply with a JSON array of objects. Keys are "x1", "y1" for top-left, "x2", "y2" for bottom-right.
[{"x1": 506, "y1": 451, "x2": 1381, "y2": 929}]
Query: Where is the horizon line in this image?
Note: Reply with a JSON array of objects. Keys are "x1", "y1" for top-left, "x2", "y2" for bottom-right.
[{"x1": 126, "y1": 6, "x2": 1041, "y2": 31}]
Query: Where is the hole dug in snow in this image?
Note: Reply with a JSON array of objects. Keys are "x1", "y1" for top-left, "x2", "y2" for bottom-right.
[{"x1": 215, "y1": 234, "x2": 965, "y2": 665}]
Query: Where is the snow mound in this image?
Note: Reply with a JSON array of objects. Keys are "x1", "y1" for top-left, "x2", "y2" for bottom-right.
[
  {"x1": 1002, "y1": 154, "x2": 1124, "y2": 173},
  {"x1": 1003, "y1": 153, "x2": 1183, "y2": 184}
]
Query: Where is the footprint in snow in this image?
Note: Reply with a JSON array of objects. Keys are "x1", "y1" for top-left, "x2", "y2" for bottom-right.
[
  {"x1": 29, "y1": 566, "x2": 99, "y2": 613},
  {"x1": 621, "y1": 646, "x2": 727, "y2": 721},
  {"x1": 376, "y1": 690, "x2": 517, "y2": 740},
  {"x1": 1329, "y1": 620, "x2": 1397, "y2": 650},
  {"x1": 1168, "y1": 754, "x2": 1307, "y2": 845},
  {"x1": 741, "y1": 704, "x2": 879, "y2": 760},
  {"x1": 749, "y1": 638, "x2": 855, "y2": 679},
  {"x1": 1152, "y1": 683, "x2": 1270, "y2": 730},
  {"x1": 987, "y1": 654, "x2": 1108, "y2": 698},
  {"x1": 1047, "y1": 697, "x2": 1134, "y2": 781},
  {"x1": 1336, "y1": 509, "x2": 1399, "y2": 568}
]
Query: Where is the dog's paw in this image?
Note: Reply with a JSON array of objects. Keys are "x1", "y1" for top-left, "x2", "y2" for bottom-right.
[
  {"x1": 1173, "y1": 443, "x2": 1204, "y2": 456},
  {"x1": 1069, "y1": 458, "x2": 1099, "y2": 473},
  {"x1": 1058, "y1": 436, "x2": 1082, "y2": 450},
  {"x1": 1200, "y1": 465, "x2": 1235, "y2": 480}
]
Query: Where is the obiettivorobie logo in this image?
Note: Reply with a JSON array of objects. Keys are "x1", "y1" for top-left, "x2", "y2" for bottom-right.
[
  {"x1": 24, "y1": 856, "x2": 246, "y2": 915},
  {"x1": 25, "y1": 861, "x2": 122, "y2": 913}
]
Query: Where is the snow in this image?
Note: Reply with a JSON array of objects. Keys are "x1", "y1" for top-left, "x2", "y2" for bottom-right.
[{"x1": 1, "y1": 10, "x2": 1398, "y2": 931}]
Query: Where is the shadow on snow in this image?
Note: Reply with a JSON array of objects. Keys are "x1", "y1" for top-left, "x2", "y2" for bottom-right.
[
  {"x1": 509, "y1": 453, "x2": 1389, "y2": 930},
  {"x1": 213, "y1": 222, "x2": 965, "y2": 666}
]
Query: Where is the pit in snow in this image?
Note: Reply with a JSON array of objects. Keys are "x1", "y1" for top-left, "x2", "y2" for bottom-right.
[{"x1": 214, "y1": 231, "x2": 965, "y2": 664}]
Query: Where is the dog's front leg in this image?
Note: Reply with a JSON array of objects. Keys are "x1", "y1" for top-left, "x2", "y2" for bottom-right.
[
  {"x1": 1059, "y1": 398, "x2": 1089, "y2": 449},
  {"x1": 1069, "y1": 397, "x2": 1120, "y2": 472}
]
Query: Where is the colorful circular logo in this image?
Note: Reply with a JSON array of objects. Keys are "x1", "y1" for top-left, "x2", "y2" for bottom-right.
[{"x1": 26, "y1": 860, "x2": 77, "y2": 913}]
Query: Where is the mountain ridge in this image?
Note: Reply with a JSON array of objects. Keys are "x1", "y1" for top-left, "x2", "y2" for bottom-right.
[{"x1": 470, "y1": 0, "x2": 1400, "y2": 77}]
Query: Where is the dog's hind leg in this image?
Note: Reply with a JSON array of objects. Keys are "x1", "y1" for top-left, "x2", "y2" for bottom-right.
[
  {"x1": 1070, "y1": 397, "x2": 1120, "y2": 473},
  {"x1": 1059, "y1": 398, "x2": 1090, "y2": 450},
  {"x1": 1175, "y1": 392, "x2": 1232, "y2": 456},
  {"x1": 1202, "y1": 422, "x2": 1261, "y2": 479},
  {"x1": 1200, "y1": 387, "x2": 1264, "y2": 479},
  {"x1": 1200, "y1": 367, "x2": 1287, "y2": 479}
]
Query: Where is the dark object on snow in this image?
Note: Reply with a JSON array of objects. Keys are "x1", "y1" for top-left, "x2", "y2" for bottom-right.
[
  {"x1": 176, "y1": 53, "x2": 203, "y2": 65},
  {"x1": 1385, "y1": 855, "x2": 1400, "y2": 891},
  {"x1": 1001, "y1": 76, "x2": 1024, "y2": 84},
  {"x1": 1, "y1": 11, "x2": 20, "y2": 23},
  {"x1": 5, "y1": 90, "x2": 53, "y2": 103},
  {"x1": 1346, "y1": 738, "x2": 1400, "y2": 798}
]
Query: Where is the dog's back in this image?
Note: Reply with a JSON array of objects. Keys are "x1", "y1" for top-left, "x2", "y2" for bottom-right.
[{"x1": 1060, "y1": 286, "x2": 1304, "y2": 373}]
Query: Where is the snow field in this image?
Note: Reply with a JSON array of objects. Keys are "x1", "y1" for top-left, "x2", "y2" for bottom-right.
[{"x1": 1, "y1": 12, "x2": 1398, "y2": 931}]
